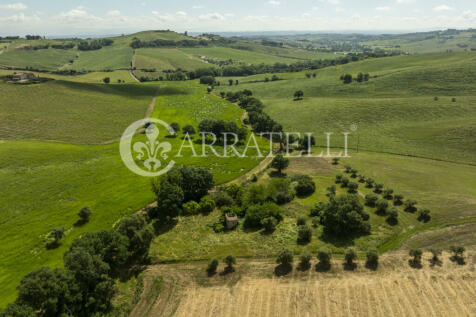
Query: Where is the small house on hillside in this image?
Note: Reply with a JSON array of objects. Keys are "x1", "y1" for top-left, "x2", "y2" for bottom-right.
[
  {"x1": 225, "y1": 214, "x2": 238, "y2": 230},
  {"x1": 11, "y1": 72, "x2": 36, "y2": 82}
]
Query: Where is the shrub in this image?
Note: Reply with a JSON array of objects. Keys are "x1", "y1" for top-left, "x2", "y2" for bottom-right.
[
  {"x1": 386, "y1": 207, "x2": 399, "y2": 225},
  {"x1": 244, "y1": 202, "x2": 283, "y2": 229},
  {"x1": 223, "y1": 255, "x2": 236, "y2": 272},
  {"x1": 207, "y1": 259, "x2": 219, "y2": 275},
  {"x1": 365, "y1": 194, "x2": 379, "y2": 207},
  {"x1": 340, "y1": 176, "x2": 350, "y2": 188},
  {"x1": 78, "y1": 206, "x2": 92, "y2": 223},
  {"x1": 350, "y1": 169, "x2": 358, "y2": 178},
  {"x1": 320, "y1": 194, "x2": 370, "y2": 237},
  {"x1": 214, "y1": 191, "x2": 234, "y2": 207},
  {"x1": 335, "y1": 174, "x2": 343, "y2": 184},
  {"x1": 200, "y1": 75, "x2": 215, "y2": 85},
  {"x1": 358, "y1": 175, "x2": 366, "y2": 183},
  {"x1": 366, "y1": 249, "x2": 379, "y2": 269},
  {"x1": 383, "y1": 188, "x2": 394, "y2": 200},
  {"x1": 46, "y1": 227, "x2": 65, "y2": 249},
  {"x1": 182, "y1": 201, "x2": 201, "y2": 215},
  {"x1": 310, "y1": 202, "x2": 326, "y2": 217},
  {"x1": 297, "y1": 216, "x2": 307, "y2": 226},
  {"x1": 344, "y1": 165, "x2": 352, "y2": 173},
  {"x1": 347, "y1": 182, "x2": 358, "y2": 194},
  {"x1": 429, "y1": 248, "x2": 442, "y2": 266},
  {"x1": 409, "y1": 248, "x2": 422, "y2": 267},
  {"x1": 103, "y1": 77, "x2": 110, "y2": 84},
  {"x1": 311, "y1": 217, "x2": 320, "y2": 228},
  {"x1": 199, "y1": 195, "x2": 216, "y2": 213},
  {"x1": 276, "y1": 248, "x2": 294, "y2": 266},
  {"x1": 375, "y1": 199, "x2": 388, "y2": 215},
  {"x1": 374, "y1": 183, "x2": 384, "y2": 194},
  {"x1": 332, "y1": 158, "x2": 340, "y2": 165},
  {"x1": 404, "y1": 199, "x2": 418, "y2": 213},
  {"x1": 326, "y1": 185, "x2": 336, "y2": 197},
  {"x1": 291, "y1": 174, "x2": 316, "y2": 197},
  {"x1": 297, "y1": 225, "x2": 312, "y2": 244},
  {"x1": 182, "y1": 124, "x2": 196, "y2": 135},
  {"x1": 365, "y1": 178, "x2": 375, "y2": 188},
  {"x1": 449, "y1": 246, "x2": 465, "y2": 264},
  {"x1": 417, "y1": 209, "x2": 431, "y2": 222},
  {"x1": 261, "y1": 217, "x2": 278, "y2": 233},
  {"x1": 344, "y1": 248, "x2": 357, "y2": 269},
  {"x1": 317, "y1": 247, "x2": 331, "y2": 270},
  {"x1": 299, "y1": 252, "x2": 312, "y2": 270},
  {"x1": 393, "y1": 194, "x2": 404, "y2": 206}
]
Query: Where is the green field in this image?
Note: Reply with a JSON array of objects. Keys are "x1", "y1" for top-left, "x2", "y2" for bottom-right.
[
  {"x1": 0, "y1": 78, "x2": 267, "y2": 306},
  {"x1": 135, "y1": 48, "x2": 209, "y2": 71},
  {"x1": 66, "y1": 45, "x2": 133, "y2": 71},
  {"x1": 219, "y1": 52, "x2": 476, "y2": 164}
]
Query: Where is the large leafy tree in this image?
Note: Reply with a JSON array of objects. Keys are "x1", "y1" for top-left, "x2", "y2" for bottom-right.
[
  {"x1": 320, "y1": 194, "x2": 370, "y2": 236},
  {"x1": 116, "y1": 214, "x2": 154, "y2": 262}
]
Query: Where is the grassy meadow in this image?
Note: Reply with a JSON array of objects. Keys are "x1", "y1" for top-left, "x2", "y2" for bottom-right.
[{"x1": 219, "y1": 52, "x2": 476, "y2": 164}]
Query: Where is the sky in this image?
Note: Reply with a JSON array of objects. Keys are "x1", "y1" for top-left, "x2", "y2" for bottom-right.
[{"x1": 0, "y1": 0, "x2": 475, "y2": 36}]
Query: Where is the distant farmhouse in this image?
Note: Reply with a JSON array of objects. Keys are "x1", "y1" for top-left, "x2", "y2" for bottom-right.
[{"x1": 11, "y1": 72, "x2": 37, "y2": 83}]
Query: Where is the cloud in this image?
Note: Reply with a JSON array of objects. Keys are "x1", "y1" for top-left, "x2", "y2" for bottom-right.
[
  {"x1": 0, "y1": 2, "x2": 27, "y2": 10},
  {"x1": 0, "y1": 13, "x2": 40, "y2": 23},
  {"x1": 434, "y1": 5, "x2": 453, "y2": 12},
  {"x1": 376, "y1": 6, "x2": 391, "y2": 11},
  {"x1": 319, "y1": 0, "x2": 339, "y2": 5},
  {"x1": 397, "y1": 0, "x2": 414, "y2": 3},
  {"x1": 312, "y1": 6, "x2": 319, "y2": 11},
  {"x1": 267, "y1": 1, "x2": 280, "y2": 6},
  {"x1": 198, "y1": 12, "x2": 225, "y2": 20},
  {"x1": 56, "y1": 6, "x2": 102, "y2": 24},
  {"x1": 107, "y1": 10, "x2": 121, "y2": 17},
  {"x1": 192, "y1": 5, "x2": 203, "y2": 9}
]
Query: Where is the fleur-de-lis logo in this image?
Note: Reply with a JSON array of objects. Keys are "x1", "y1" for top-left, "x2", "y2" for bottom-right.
[{"x1": 120, "y1": 118, "x2": 175, "y2": 177}]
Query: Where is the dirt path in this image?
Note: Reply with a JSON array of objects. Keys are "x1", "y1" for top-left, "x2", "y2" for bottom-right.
[
  {"x1": 146, "y1": 85, "x2": 161, "y2": 119},
  {"x1": 130, "y1": 53, "x2": 140, "y2": 82}
]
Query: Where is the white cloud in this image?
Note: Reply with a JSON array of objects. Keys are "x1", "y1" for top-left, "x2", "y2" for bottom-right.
[
  {"x1": 0, "y1": 2, "x2": 27, "y2": 10},
  {"x1": 0, "y1": 13, "x2": 40, "y2": 23},
  {"x1": 312, "y1": 6, "x2": 319, "y2": 11},
  {"x1": 376, "y1": 6, "x2": 391, "y2": 11},
  {"x1": 56, "y1": 6, "x2": 102, "y2": 24},
  {"x1": 192, "y1": 5, "x2": 203, "y2": 9},
  {"x1": 198, "y1": 12, "x2": 225, "y2": 20},
  {"x1": 397, "y1": 0, "x2": 414, "y2": 3},
  {"x1": 319, "y1": 0, "x2": 339, "y2": 5},
  {"x1": 107, "y1": 10, "x2": 121, "y2": 17},
  {"x1": 267, "y1": 1, "x2": 280, "y2": 6},
  {"x1": 434, "y1": 5, "x2": 453, "y2": 12}
]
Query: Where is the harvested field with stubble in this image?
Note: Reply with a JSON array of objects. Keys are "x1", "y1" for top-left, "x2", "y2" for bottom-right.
[{"x1": 133, "y1": 251, "x2": 476, "y2": 317}]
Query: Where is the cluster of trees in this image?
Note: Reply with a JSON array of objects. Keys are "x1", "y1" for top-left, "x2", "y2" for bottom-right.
[
  {"x1": 409, "y1": 246, "x2": 466, "y2": 268},
  {"x1": 1, "y1": 214, "x2": 154, "y2": 316},
  {"x1": 23, "y1": 44, "x2": 50, "y2": 51},
  {"x1": 340, "y1": 72, "x2": 370, "y2": 84},
  {"x1": 78, "y1": 39, "x2": 113, "y2": 51},
  {"x1": 207, "y1": 255, "x2": 237, "y2": 275},
  {"x1": 0, "y1": 36, "x2": 20, "y2": 41},
  {"x1": 130, "y1": 38, "x2": 208, "y2": 49},
  {"x1": 25, "y1": 35, "x2": 42, "y2": 40},
  {"x1": 51, "y1": 43, "x2": 75, "y2": 50},
  {"x1": 150, "y1": 166, "x2": 215, "y2": 221},
  {"x1": 198, "y1": 119, "x2": 248, "y2": 142}
]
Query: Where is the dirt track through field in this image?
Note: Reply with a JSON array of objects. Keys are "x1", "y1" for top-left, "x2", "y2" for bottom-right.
[{"x1": 135, "y1": 252, "x2": 476, "y2": 317}]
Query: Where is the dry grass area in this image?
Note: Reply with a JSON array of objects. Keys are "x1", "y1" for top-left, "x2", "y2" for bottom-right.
[{"x1": 132, "y1": 251, "x2": 476, "y2": 317}]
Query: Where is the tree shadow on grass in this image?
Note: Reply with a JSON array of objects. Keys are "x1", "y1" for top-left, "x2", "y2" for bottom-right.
[
  {"x1": 429, "y1": 258, "x2": 442, "y2": 267},
  {"x1": 274, "y1": 264, "x2": 293, "y2": 277},
  {"x1": 73, "y1": 219, "x2": 88, "y2": 227},
  {"x1": 220, "y1": 267, "x2": 235, "y2": 276},
  {"x1": 315, "y1": 262, "x2": 331, "y2": 272},
  {"x1": 268, "y1": 170, "x2": 286, "y2": 178},
  {"x1": 152, "y1": 217, "x2": 178, "y2": 236},
  {"x1": 450, "y1": 256, "x2": 466, "y2": 265},
  {"x1": 343, "y1": 262, "x2": 357, "y2": 271},
  {"x1": 319, "y1": 231, "x2": 356, "y2": 248}
]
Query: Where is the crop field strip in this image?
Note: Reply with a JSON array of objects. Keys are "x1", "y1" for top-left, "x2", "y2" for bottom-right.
[{"x1": 170, "y1": 261, "x2": 475, "y2": 317}]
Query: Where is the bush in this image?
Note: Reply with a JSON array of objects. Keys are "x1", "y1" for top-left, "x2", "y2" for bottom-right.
[
  {"x1": 271, "y1": 154, "x2": 289, "y2": 174},
  {"x1": 404, "y1": 199, "x2": 418, "y2": 213},
  {"x1": 393, "y1": 194, "x2": 404, "y2": 206},
  {"x1": 182, "y1": 201, "x2": 201, "y2": 215},
  {"x1": 103, "y1": 77, "x2": 110, "y2": 84},
  {"x1": 223, "y1": 255, "x2": 236, "y2": 272},
  {"x1": 365, "y1": 178, "x2": 374, "y2": 188},
  {"x1": 409, "y1": 248, "x2": 422, "y2": 267},
  {"x1": 261, "y1": 217, "x2": 278, "y2": 233},
  {"x1": 332, "y1": 158, "x2": 340, "y2": 165},
  {"x1": 340, "y1": 176, "x2": 350, "y2": 188},
  {"x1": 296, "y1": 216, "x2": 307, "y2": 226},
  {"x1": 374, "y1": 183, "x2": 384, "y2": 194},
  {"x1": 320, "y1": 194, "x2": 370, "y2": 237},
  {"x1": 182, "y1": 124, "x2": 196, "y2": 135},
  {"x1": 386, "y1": 207, "x2": 399, "y2": 225},
  {"x1": 291, "y1": 174, "x2": 316, "y2": 197},
  {"x1": 344, "y1": 248, "x2": 357, "y2": 269},
  {"x1": 429, "y1": 248, "x2": 442, "y2": 266},
  {"x1": 335, "y1": 174, "x2": 343, "y2": 184},
  {"x1": 358, "y1": 175, "x2": 366, "y2": 183},
  {"x1": 366, "y1": 249, "x2": 379, "y2": 269},
  {"x1": 244, "y1": 202, "x2": 283, "y2": 229},
  {"x1": 214, "y1": 191, "x2": 234, "y2": 207},
  {"x1": 276, "y1": 248, "x2": 294, "y2": 266},
  {"x1": 326, "y1": 185, "x2": 336, "y2": 198},
  {"x1": 375, "y1": 199, "x2": 388, "y2": 215},
  {"x1": 299, "y1": 252, "x2": 312, "y2": 270},
  {"x1": 344, "y1": 165, "x2": 352, "y2": 173},
  {"x1": 310, "y1": 202, "x2": 325, "y2": 217},
  {"x1": 78, "y1": 206, "x2": 92, "y2": 223},
  {"x1": 317, "y1": 247, "x2": 331, "y2": 270},
  {"x1": 449, "y1": 246, "x2": 465, "y2": 264},
  {"x1": 199, "y1": 195, "x2": 216, "y2": 213},
  {"x1": 297, "y1": 225, "x2": 312, "y2": 244},
  {"x1": 347, "y1": 182, "x2": 358, "y2": 193},
  {"x1": 200, "y1": 75, "x2": 215, "y2": 85},
  {"x1": 350, "y1": 169, "x2": 358, "y2": 178},
  {"x1": 365, "y1": 194, "x2": 379, "y2": 207},
  {"x1": 383, "y1": 188, "x2": 394, "y2": 200},
  {"x1": 417, "y1": 209, "x2": 431, "y2": 222},
  {"x1": 207, "y1": 259, "x2": 219, "y2": 275},
  {"x1": 311, "y1": 217, "x2": 320, "y2": 228}
]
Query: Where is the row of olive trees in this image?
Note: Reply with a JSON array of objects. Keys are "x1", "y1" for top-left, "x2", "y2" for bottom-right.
[{"x1": 409, "y1": 246, "x2": 467, "y2": 268}]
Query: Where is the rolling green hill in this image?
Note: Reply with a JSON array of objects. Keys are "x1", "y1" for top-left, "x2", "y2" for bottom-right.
[{"x1": 219, "y1": 52, "x2": 476, "y2": 164}]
